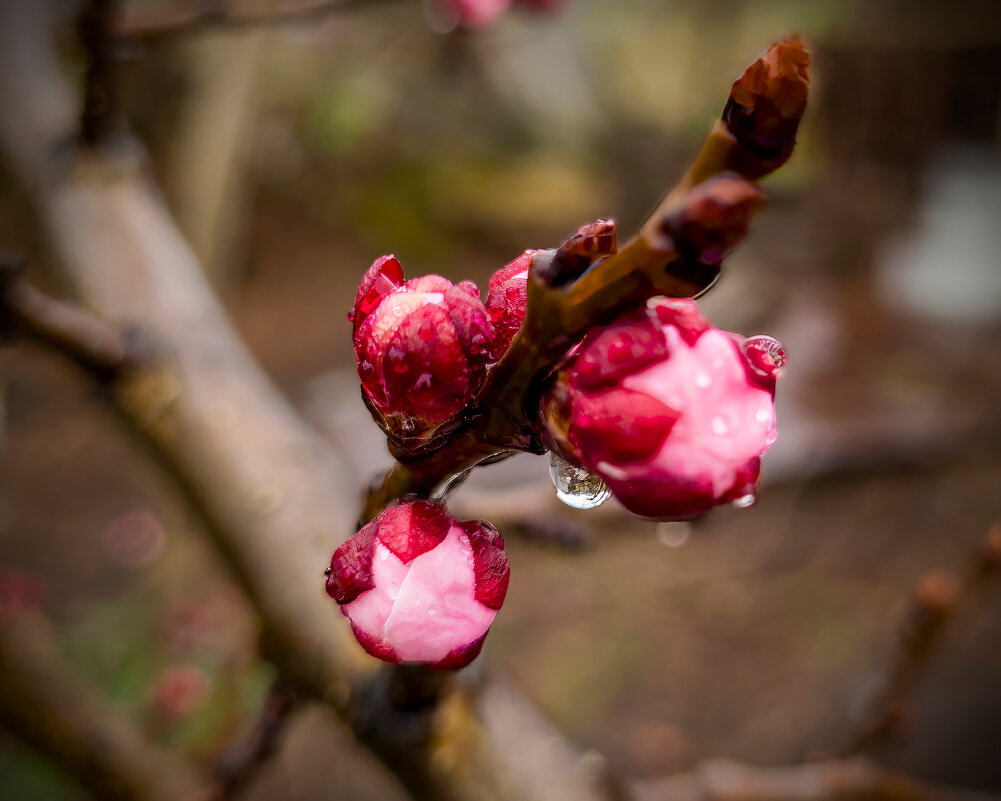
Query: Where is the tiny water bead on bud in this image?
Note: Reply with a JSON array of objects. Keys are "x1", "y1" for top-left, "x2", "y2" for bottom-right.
[
  {"x1": 325, "y1": 501, "x2": 510, "y2": 669},
  {"x1": 541, "y1": 298, "x2": 781, "y2": 520},
  {"x1": 352, "y1": 255, "x2": 496, "y2": 433}
]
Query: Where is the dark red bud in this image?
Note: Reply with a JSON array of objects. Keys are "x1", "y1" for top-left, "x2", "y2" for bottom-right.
[
  {"x1": 537, "y1": 218, "x2": 618, "y2": 288},
  {"x1": 657, "y1": 174, "x2": 765, "y2": 266},
  {"x1": 722, "y1": 37, "x2": 810, "y2": 176}
]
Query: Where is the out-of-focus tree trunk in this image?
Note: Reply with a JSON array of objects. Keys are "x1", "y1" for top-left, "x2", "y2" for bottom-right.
[{"x1": 162, "y1": 29, "x2": 263, "y2": 287}]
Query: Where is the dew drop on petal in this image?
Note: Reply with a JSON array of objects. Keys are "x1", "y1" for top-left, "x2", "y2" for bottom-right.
[
  {"x1": 656, "y1": 521, "x2": 691, "y2": 548},
  {"x1": 549, "y1": 452, "x2": 612, "y2": 510},
  {"x1": 743, "y1": 336, "x2": 786, "y2": 380},
  {"x1": 731, "y1": 488, "x2": 758, "y2": 509}
]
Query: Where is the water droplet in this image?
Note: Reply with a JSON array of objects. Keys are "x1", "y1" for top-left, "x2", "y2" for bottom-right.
[
  {"x1": 656, "y1": 522, "x2": 691, "y2": 548},
  {"x1": 549, "y1": 452, "x2": 612, "y2": 510},
  {"x1": 711, "y1": 416, "x2": 729, "y2": 435},
  {"x1": 731, "y1": 489, "x2": 758, "y2": 509},
  {"x1": 379, "y1": 550, "x2": 389, "y2": 561},
  {"x1": 695, "y1": 372, "x2": 712, "y2": 389},
  {"x1": 744, "y1": 336, "x2": 786, "y2": 380},
  {"x1": 428, "y1": 607, "x2": 437, "y2": 616}
]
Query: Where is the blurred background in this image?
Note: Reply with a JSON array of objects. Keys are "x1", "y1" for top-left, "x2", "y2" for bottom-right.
[{"x1": 2, "y1": 0, "x2": 1001, "y2": 797}]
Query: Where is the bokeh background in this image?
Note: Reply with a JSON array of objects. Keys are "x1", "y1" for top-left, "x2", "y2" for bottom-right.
[{"x1": 2, "y1": 0, "x2": 1001, "y2": 797}]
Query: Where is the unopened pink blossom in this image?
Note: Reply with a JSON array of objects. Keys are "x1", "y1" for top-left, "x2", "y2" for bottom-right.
[
  {"x1": 352, "y1": 255, "x2": 495, "y2": 431},
  {"x1": 485, "y1": 249, "x2": 542, "y2": 356},
  {"x1": 542, "y1": 298, "x2": 782, "y2": 519},
  {"x1": 326, "y1": 501, "x2": 510, "y2": 669}
]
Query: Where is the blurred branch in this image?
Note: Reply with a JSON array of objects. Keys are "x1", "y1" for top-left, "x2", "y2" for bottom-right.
[
  {"x1": 636, "y1": 758, "x2": 1001, "y2": 801},
  {"x1": 838, "y1": 522, "x2": 1001, "y2": 756},
  {"x1": 0, "y1": 5, "x2": 609, "y2": 801},
  {"x1": 0, "y1": 611, "x2": 207, "y2": 801},
  {"x1": 209, "y1": 679, "x2": 299, "y2": 801},
  {"x1": 119, "y1": 0, "x2": 397, "y2": 44},
  {"x1": 0, "y1": 251, "x2": 132, "y2": 378},
  {"x1": 79, "y1": 0, "x2": 125, "y2": 146}
]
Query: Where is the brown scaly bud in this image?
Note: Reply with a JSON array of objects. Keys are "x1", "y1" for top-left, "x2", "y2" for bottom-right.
[
  {"x1": 976, "y1": 521, "x2": 1001, "y2": 577},
  {"x1": 536, "y1": 218, "x2": 618, "y2": 288},
  {"x1": 648, "y1": 173, "x2": 765, "y2": 265},
  {"x1": 913, "y1": 572, "x2": 958, "y2": 618},
  {"x1": 722, "y1": 37, "x2": 810, "y2": 178}
]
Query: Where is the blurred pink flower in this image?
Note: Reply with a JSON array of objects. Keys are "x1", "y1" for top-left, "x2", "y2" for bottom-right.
[
  {"x1": 0, "y1": 568, "x2": 48, "y2": 618},
  {"x1": 543, "y1": 298, "x2": 782, "y2": 519},
  {"x1": 443, "y1": 0, "x2": 511, "y2": 28},
  {"x1": 151, "y1": 665, "x2": 212, "y2": 721},
  {"x1": 326, "y1": 501, "x2": 509, "y2": 669}
]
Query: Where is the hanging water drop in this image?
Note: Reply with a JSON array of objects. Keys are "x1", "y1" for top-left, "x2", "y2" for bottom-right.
[
  {"x1": 656, "y1": 521, "x2": 691, "y2": 548},
  {"x1": 731, "y1": 489, "x2": 758, "y2": 509},
  {"x1": 743, "y1": 336, "x2": 787, "y2": 380},
  {"x1": 549, "y1": 452, "x2": 612, "y2": 510}
]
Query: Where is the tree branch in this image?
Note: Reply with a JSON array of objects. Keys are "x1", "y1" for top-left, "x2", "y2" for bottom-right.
[
  {"x1": 635, "y1": 758, "x2": 1001, "y2": 801},
  {"x1": 838, "y1": 522, "x2": 1001, "y2": 756},
  {"x1": 0, "y1": 611, "x2": 207, "y2": 801},
  {"x1": 118, "y1": 0, "x2": 398, "y2": 44},
  {"x1": 209, "y1": 679, "x2": 299, "y2": 801}
]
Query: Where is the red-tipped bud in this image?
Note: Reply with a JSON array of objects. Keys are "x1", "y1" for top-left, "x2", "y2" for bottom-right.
[
  {"x1": 352, "y1": 256, "x2": 495, "y2": 432},
  {"x1": 485, "y1": 249, "x2": 543, "y2": 356},
  {"x1": 654, "y1": 174, "x2": 765, "y2": 265},
  {"x1": 722, "y1": 37, "x2": 810, "y2": 176},
  {"x1": 326, "y1": 501, "x2": 510, "y2": 669},
  {"x1": 539, "y1": 218, "x2": 618, "y2": 288},
  {"x1": 542, "y1": 299, "x2": 782, "y2": 519}
]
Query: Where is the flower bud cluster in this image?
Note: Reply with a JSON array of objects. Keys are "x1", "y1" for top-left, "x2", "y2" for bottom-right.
[{"x1": 339, "y1": 35, "x2": 806, "y2": 669}]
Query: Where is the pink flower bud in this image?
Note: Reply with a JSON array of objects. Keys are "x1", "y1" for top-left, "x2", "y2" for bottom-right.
[
  {"x1": 485, "y1": 250, "x2": 540, "y2": 356},
  {"x1": 326, "y1": 501, "x2": 510, "y2": 669},
  {"x1": 542, "y1": 299, "x2": 782, "y2": 519},
  {"x1": 352, "y1": 255, "x2": 495, "y2": 430}
]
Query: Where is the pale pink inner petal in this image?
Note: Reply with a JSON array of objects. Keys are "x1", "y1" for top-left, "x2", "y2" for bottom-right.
[
  {"x1": 623, "y1": 327, "x2": 776, "y2": 470},
  {"x1": 366, "y1": 292, "x2": 429, "y2": 345},
  {"x1": 344, "y1": 528, "x2": 497, "y2": 664}
]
